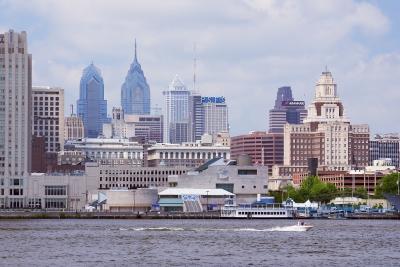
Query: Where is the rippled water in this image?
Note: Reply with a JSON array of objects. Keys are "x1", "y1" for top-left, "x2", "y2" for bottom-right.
[{"x1": 0, "y1": 219, "x2": 399, "y2": 266}]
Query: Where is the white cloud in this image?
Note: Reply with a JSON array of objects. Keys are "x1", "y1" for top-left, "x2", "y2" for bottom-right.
[{"x1": 1, "y1": 0, "x2": 398, "y2": 135}]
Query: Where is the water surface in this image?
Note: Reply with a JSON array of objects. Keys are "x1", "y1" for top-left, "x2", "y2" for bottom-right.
[{"x1": 0, "y1": 219, "x2": 399, "y2": 266}]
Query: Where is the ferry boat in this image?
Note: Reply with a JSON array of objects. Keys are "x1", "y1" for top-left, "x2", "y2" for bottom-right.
[{"x1": 221, "y1": 200, "x2": 295, "y2": 219}]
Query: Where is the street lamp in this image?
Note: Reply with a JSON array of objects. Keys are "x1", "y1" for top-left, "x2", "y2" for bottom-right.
[{"x1": 206, "y1": 190, "x2": 209, "y2": 212}]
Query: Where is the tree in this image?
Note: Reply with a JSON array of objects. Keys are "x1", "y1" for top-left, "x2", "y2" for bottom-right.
[
  {"x1": 375, "y1": 173, "x2": 400, "y2": 198},
  {"x1": 280, "y1": 176, "x2": 338, "y2": 204}
]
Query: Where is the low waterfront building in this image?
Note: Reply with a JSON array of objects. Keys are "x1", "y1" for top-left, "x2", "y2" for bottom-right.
[
  {"x1": 157, "y1": 188, "x2": 234, "y2": 212},
  {"x1": 25, "y1": 171, "x2": 98, "y2": 210},
  {"x1": 92, "y1": 188, "x2": 158, "y2": 212},
  {"x1": 167, "y1": 157, "x2": 268, "y2": 204}
]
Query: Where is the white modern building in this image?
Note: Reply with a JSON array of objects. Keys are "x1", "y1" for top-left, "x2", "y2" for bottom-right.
[
  {"x1": 65, "y1": 138, "x2": 143, "y2": 165},
  {"x1": 102, "y1": 107, "x2": 134, "y2": 139},
  {"x1": 370, "y1": 133, "x2": 400, "y2": 168},
  {"x1": 0, "y1": 30, "x2": 32, "y2": 208},
  {"x1": 202, "y1": 96, "x2": 229, "y2": 136},
  {"x1": 32, "y1": 86, "x2": 64, "y2": 152},
  {"x1": 163, "y1": 75, "x2": 191, "y2": 144},
  {"x1": 167, "y1": 158, "x2": 269, "y2": 204}
]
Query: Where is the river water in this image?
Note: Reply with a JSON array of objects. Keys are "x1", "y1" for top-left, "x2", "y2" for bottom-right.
[{"x1": 0, "y1": 219, "x2": 399, "y2": 266}]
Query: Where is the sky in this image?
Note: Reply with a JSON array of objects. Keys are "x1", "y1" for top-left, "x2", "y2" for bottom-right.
[{"x1": 0, "y1": 0, "x2": 399, "y2": 136}]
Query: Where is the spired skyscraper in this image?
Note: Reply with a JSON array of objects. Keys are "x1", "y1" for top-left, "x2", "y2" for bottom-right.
[
  {"x1": 121, "y1": 40, "x2": 151, "y2": 115},
  {"x1": 77, "y1": 63, "x2": 108, "y2": 138}
]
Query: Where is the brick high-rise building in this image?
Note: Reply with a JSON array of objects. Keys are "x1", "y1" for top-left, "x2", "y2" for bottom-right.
[
  {"x1": 231, "y1": 131, "x2": 284, "y2": 174},
  {"x1": 284, "y1": 70, "x2": 369, "y2": 171}
]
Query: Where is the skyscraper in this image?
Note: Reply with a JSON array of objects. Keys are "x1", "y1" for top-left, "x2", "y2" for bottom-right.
[
  {"x1": 269, "y1": 86, "x2": 307, "y2": 133},
  {"x1": 202, "y1": 96, "x2": 229, "y2": 136},
  {"x1": 121, "y1": 40, "x2": 150, "y2": 115},
  {"x1": 77, "y1": 63, "x2": 108, "y2": 138},
  {"x1": 32, "y1": 86, "x2": 64, "y2": 152},
  {"x1": 0, "y1": 30, "x2": 32, "y2": 208},
  {"x1": 189, "y1": 93, "x2": 204, "y2": 142},
  {"x1": 163, "y1": 75, "x2": 190, "y2": 144}
]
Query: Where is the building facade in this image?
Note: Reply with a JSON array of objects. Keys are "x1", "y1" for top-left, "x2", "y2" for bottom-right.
[
  {"x1": 163, "y1": 75, "x2": 190, "y2": 144},
  {"x1": 64, "y1": 106, "x2": 85, "y2": 141},
  {"x1": 85, "y1": 162, "x2": 189, "y2": 190},
  {"x1": 202, "y1": 96, "x2": 229, "y2": 136},
  {"x1": 103, "y1": 107, "x2": 135, "y2": 139},
  {"x1": 121, "y1": 41, "x2": 150, "y2": 115},
  {"x1": 65, "y1": 138, "x2": 143, "y2": 166},
  {"x1": 0, "y1": 30, "x2": 32, "y2": 208},
  {"x1": 77, "y1": 63, "x2": 108, "y2": 138},
  {"x1": 230, "y1": 131, "x2": 284, "y2": 174},
  {"x1": 147, "y1": 142, "x2": 230, "y2": 168},
  {"x1": 125, "y1": 114, "x2": 163, "y2": 143},
  {"x1": 32, "y1": 86, "x2": 64, "y2": 152},
  {"x1": 269, "y1": 86, "x2": 307, "y2": 133},
  {"x1": 370, "y1": 134, "x2": 400, "y2": 168},
  {"x1": 189, "y1": 93, "x2": 204, "y2": 142},
  {"x1": 284, "y1": 70, "x2": 370, "y2": 171}
]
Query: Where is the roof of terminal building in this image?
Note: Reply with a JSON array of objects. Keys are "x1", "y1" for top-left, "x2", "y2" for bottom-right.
[{"x1": 159, "y1": 188, "x2": 234, "y2": 196}]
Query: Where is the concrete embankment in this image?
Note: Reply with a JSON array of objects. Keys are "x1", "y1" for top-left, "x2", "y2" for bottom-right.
[
  {"x1": 0, "y1": 211, "x2": 399, "y2": 220},
  {"x1": 0, "y1": 211, "x2": 223, "y2": 220}
]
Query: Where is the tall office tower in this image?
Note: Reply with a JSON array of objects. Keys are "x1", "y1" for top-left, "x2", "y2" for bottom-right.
[
  {"x1": 202, "y1": 96, "x2": 229, "y2": 136},
  {"x1": 0, "y1": 30, "x2": 32, "y2": 208},
  {"x1": 32, "y1": 86, "x2": 64, "y2": 152},
  {"x1": 269, "y1": 86, "x2": 307, "y2": 133},
  {"x1": 163, "y1": 75, "x2": 190, "y2": 144},
  {"x1": 64, "y1": 105, "x2": 85, "y2": 141},
  {"x1": 284, "y1": 70, "x2": 369, "y2": 171},
  {"x1": 121, "y1": 40, "x2": 150, "y2": 115},
  {"x1": 370, "y1": 134, "x2": 400, "y2": 168},
  {"x1": 189, "y1": 93, "x2": 204, "y2": 142},
  {"x1": 77, "y1": 63, "x2": 108, "y2": 138}
]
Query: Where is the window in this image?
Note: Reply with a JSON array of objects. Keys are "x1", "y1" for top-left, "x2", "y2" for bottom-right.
[{"x1": 45, "y1": 185, "x2": 66, "y2": 196}]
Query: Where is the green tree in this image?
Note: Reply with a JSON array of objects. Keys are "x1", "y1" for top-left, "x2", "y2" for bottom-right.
[{"x1": 375, "y1": 173, "x2": 400, "y2": 198}]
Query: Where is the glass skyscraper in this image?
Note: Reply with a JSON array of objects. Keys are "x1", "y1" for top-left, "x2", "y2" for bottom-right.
[
  {"x1": 77, "y1": 63, "x2": 108, "y2": 138},
  {"x1": 121, "y1": 41, "x2": 151, "y2": 115},
  {"x1": 269, "y1": 86, "x2": 307, "y2": 133}
]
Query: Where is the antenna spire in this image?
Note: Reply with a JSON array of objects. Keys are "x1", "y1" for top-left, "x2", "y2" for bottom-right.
[
  {"x1": 134, "y1": 38, "x2": 137, "y2": 61},
  {"x1": 193, "y1": 43, "x2": 197, "y2": 91}
]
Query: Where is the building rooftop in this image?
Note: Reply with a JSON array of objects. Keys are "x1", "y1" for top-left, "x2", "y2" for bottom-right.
[{"x1": 159, "y1": 188, "x2": 234, "y2": 196}]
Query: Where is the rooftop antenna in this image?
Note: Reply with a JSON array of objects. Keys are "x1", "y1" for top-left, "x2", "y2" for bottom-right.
[
  {"x1": 193, "y1": 42, "x2": 197, "y2": 91},
  {"x1": 134, "y1": 38, "x2": 137, "y2": 61},
  {"x1": 70, "y1": 104, "x2": 74, "y2": 116}
]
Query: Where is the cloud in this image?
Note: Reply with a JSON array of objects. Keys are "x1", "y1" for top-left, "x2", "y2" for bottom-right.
[{"x1": 0, "y1": 0, "x2": 398, "y2": 135}]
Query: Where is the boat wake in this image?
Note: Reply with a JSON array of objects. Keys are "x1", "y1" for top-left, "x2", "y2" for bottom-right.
[
  {"x1": 119, "y1": 227, "x2": 184, "y2": 232},
  {"x1": 119, "y1": 226, "x2": 311, "y2": 232}
]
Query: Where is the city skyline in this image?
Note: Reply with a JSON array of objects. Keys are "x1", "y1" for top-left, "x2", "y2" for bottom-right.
[{"x1": 0, "y1": 0, "x2": 399, "y2": 136}]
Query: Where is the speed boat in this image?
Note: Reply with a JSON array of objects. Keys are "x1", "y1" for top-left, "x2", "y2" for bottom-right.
[{"x1": 293, "y1": 221, "x2": 314, "y2": 231}]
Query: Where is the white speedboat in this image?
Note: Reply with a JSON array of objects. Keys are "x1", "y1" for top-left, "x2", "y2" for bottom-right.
[{"x1": 292, "y1": 221, "x2": 313, "y2": 231}]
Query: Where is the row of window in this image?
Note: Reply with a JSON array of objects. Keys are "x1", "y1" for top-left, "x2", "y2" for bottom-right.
[
  {"x1": 159, "y1": 152, "x2": 227, "y2": 160},
  {"x1": 101, "y1": 169, "x2": 186, "y2": 175}
]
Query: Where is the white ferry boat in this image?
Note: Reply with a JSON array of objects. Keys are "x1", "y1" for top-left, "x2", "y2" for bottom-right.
[{"x1": 221, "y1": 203, "x2": 295, "y2": 219}]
